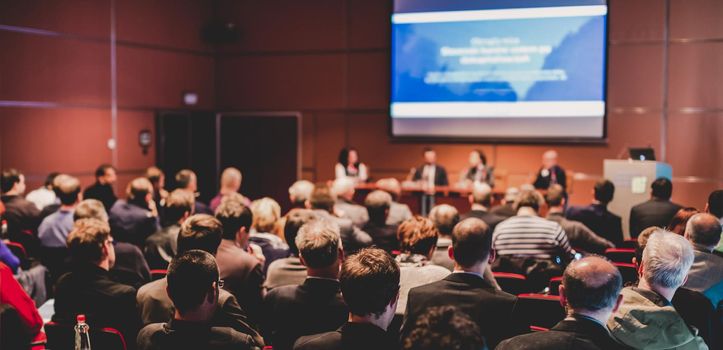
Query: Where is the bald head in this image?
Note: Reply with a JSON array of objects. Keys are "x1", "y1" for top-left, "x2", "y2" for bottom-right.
[
  {"x1": 542, "y1": 150, "x2": 558, "y2": 168},
  {"x1": 429, "y1": 204, "x2": 459, "y2": 236},
  {"x1": 685, "y1": 213, "x2": 722, "y2": 249},
  {"x1": 451, "y1": 218, "x2": 491, "y2": 267},
  {"x1": 562, "y1": 256, "x2": 622, "y2": 312},
  {"x1": 470, "y1": 182, "x2": 493, "y2": 207}
]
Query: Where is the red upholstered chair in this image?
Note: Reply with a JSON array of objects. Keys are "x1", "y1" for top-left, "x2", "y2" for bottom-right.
[
  {"x1": 493, "y1": 272, "x2": 529, "y2": 295},
  {"x1": 547, "y1": 276, "x2": 563, "y2": 296},
  {"x1": 516, "y1": 294, "x2": 565, "y2": 330},
  {"x1": 613, "y1": 262, "x2": 639, "y2": 286},
  {"x1": 150, "y1": 269, "x2": 168, "y2": 281},
  {"x1": 605, "y1": 248, "x2": 635, "y2": 264},
  {"x1": 45, "y1": 321, "x2": 127, "y2": 350},
  {"x1": 618, "y1": 239, "x2": 638, "y2": 249}
]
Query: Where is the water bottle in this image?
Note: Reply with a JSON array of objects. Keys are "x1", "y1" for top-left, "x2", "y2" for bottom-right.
[{"x1": 74, "y1": 314, "x2": 91, "y2": 350}]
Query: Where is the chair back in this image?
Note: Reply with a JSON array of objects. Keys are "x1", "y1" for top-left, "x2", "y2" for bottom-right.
[
  {"x1": 605, "y1": 248, "x2": 635, "y2": 263},
  {"x1": 516, "y1": 293, "x2": 565, "y2": 330},
  {"x1": 150, "y1": 269, "x2": 168, "y2": 281},
  {"x1": 493, "y1": 272, "x2": 529, "y2": 295},
  {"x1": 612, "y1": 262, "x2": 639, "y2": 286},
  {"x1": 547, "y1": 276, "x2": 563, "y2": 295}
]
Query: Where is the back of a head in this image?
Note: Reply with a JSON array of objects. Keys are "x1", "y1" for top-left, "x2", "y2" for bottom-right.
[
  {"x1": 126, "y1": 177, "x2": 153, "y2": 201},
  {"x1": 331, "y1": 177, "x2": 355, "y2": 198},
  {"x1": 365, "y1": 190, "x2": 392, "y2": 223},
  {"x1": 174, "y1": 169, "x2": 196, "y2": 190},
  {"x1": 471, "y1": 182, "x2": 493, "y2": 207},
  {"x1": 515, "y1": 190, "x2": 544, "y2": 212},
  {"x1": 67, "y1": 218, "x2": 111, "y2": 264},
  {"x1": 594, "y1": 179, "x2": 615, "y2": 204},
  {"x1": 503, "y1": 187, "x2": 519, "y2": 203},
  {"x1": 397, "y1": 216, "x2": 439, "y2": 255},
  {"x1": 562, "y1": 256, "x2": 622, "y2": 312},
  {"x1": 214, "y1": 198, "x2": 252, "y2": 241},
  {"x1": 250, "y1": 197, "x2": 281, "y2": 233},
  {"x1": 220, "y1": 167, "x2": 242, "y2": 189},
  {"x1": 295, "y1": 219, "x2": 340, "y2": 269},
  {"x1": 375, "y1": 178, "x2": 402, "y2": 199},
  {"x1": 428, "y1": 204, "x2": 459, "y2": 236},
  {"x1": 309, "y1": 184, "x2": 336, "y2": 212},
  {"x1": 651, "y1": 177, "x2": 673, "y2": 200},
  {"x1": 685, "y1": 213, "x2": 722, "y2": 248},
  {"x1": 56, "y1": 176, "x2": 81, "y2": 206},
  {"x1": 165, "y1": 189, "x2": 195, "y2": 224},
  {"x1": 288, "y1": 180, "x2": 314, "y2": 206},
  {"x1": 402, "y1": 306, "x2": 484, "y2": 350},
  {"x1": 545, "y1": 184, "x2": 565, "y2": 207},
  {"x1": 44, "y1": 172, "x2": 60, "y2": 188},
  {"x1": 642, "y1": 230, "x2": 694, "y2": 290},
  {"x1": 74, "y1": 199, "x2": 109, "y2": 222},
  {"x1": 167, "y1": 250, "x2": 219, "y2": 314},
  {"x1": 708, "y1": 189, "x2": 723, "y2": 219},
  {"x1": 177, "y1": 214, "x2": 223, "y2": 256},
  {"x1": 451, "y1": 218, "x2": 491, "y2": 267},
  {"x1": 340, "y1": 248, "x2": 400, "y2": 317},
  {"x1": 145, "y1": 166, "x2": 164, "y2": 185},
  {"x1": 666, "y1": 207, "x2": 699, "y2": 235},
  {"x1": 284, "y1": 209, "x2": 318, "y2": 255},
  {"x1": 0, "y1": 168, "x2": 21, "y2": 193}
]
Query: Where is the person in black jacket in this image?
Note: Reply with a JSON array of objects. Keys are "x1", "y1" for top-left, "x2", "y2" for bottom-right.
[
  {"x1": 461, "y1": 182, "x2": 505, "y2": 232},
  {"x1": 293, "y1": 248, "x2": 400, "y2": 350},
  {"x1": 362, "y1": 190, "x2": 399, "y2": 252},
  {"x1": 82, "y1": 164, "x2": 118, "y2": 213},
  {"x1": 263, "y1": 220, "x2": 348, "y2": 350},
  {"x1": 566, "y1": 179, "x2": 624, "y2": 246},
  {"x1": 411, "y1": 148, "x2": 449, "y2": 186},
  {"x1": 533, "y1": 150, "x2": 566, "y2": 190},
  {"x1": 496, "y1": 256, "x2": 630, "y2": 350},
  {"x1": 629, "y1": 177, "x2": 683, "y2": 238},
  {"x1": 402, "y1": 218, "x2": 525, "y2": 349},
  {"x1": 108, "y1": 177, "x2": 160, "y2": 247}
]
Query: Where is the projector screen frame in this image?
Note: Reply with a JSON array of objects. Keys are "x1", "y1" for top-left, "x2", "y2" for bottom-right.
[{"x1": 387, "y1": 0, "x2": 610, "y2": 144}]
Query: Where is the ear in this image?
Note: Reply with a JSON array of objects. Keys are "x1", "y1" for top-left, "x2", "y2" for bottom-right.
[
  {"x1": 337, "y1": 247, "x2": 345, "y2": 262},
  {"x1": 448, "y1": 245, "x2": 455, "y2": 261},
  {"x1": 612, "y1": 294, "x2": 623, "y2": 313},
  {"x1": 637, "y1": 260, "x2": 644, "y2": 279},
  {"x1": 236, "y1": 227, "x2": 247, "y2": 240},
  {"x1": 558, "y1": 284, "x2": 567, "y2": 308},
  {"x1": 468, "y1": 194, "x2": 474, "y2": 205},
  {"x1": 304, "y1": 199, "x2": 311, "y2": 209},
  {"x1": 488, "y1": 249, "x2": 496, "y2": 264}
]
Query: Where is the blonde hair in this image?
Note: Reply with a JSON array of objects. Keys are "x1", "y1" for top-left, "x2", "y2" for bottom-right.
[{"x1": 251, "y1": 197, "x2": 281, "y2": 233}]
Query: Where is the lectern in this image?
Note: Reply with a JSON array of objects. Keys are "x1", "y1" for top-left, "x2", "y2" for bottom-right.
[{"x1": 603, "y1": 160, "x2": 673, "y2": 239}]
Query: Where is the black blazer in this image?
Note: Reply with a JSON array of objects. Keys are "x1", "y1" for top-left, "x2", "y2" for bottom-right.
[
  {"x1": 294, "y1": 322, "x2": 397, "y2": 350},
  {"x1": 461, "y1": 210, "x2": 505, "y2": 232},
  {"x1": 496, "y1": 317, "x2": 632, "y2": 350},
  {"x1": 566, "y1": 204, "x2": 624, "y2": 246},
  {"x1": 263, "y1": 278, "x2": 349, "y2": 350},
  {"x1": 412, "y1": 165, "x2": 449, "y2": 186},
  {"x1": 533, "y1": 165, "x2": 566, "y2": 190},
  {"x1": 402, "y1": 272, "x2": 525, "y2": 349},
  {"x1": 629, "y1": 199, "x2": 682, "y2": 238}
]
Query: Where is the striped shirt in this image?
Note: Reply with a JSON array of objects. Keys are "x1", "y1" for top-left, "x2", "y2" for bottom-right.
[{"x1": 492, "y1": 215, "x2": 574, "y2": 260}]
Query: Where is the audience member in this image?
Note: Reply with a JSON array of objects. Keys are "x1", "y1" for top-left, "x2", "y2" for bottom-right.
[
  {"x1": 428, "y1": 204, "x2": 459, "y2": 271},
  {"x1": 683, "y1": 213, "x2": 723, "y2": 309},
  {"x1": 497, "y1": 256, "x2": 627, "y2": 350},
  {"x1": 545, "y1": 184, "x2": 614, "y2": 254},
  {"x1": 335, "y1": 148, "x2": 368, "y2": 183},
  {"x1": 209, "y1": 167, "x2": 251, "y2": 211},
  {"x1": 402, "y1": 218, "x2": 525, "y2": 348},
  {"x1": 263, "y1": 220, "x2": 348, "y2": 350},
  {"x1": 566, "y1": 179, "x2": 624, "y2": 245},
  {"x1": 308, "y1": 184, "x2": 372, "y2": 254},
  {"x1": 332, "y1": 177, "x2": 368, "y2": 227},
  {"x1": 37, "y1": 173, "x2": 68, "y2": 219},
  {"x1": 490, "y1": 186, "x2": 519, "y2": 218},
  {"x1": 608, "y1": 230, "x2": 707, "y2": 349},
  {"x1": 38, "y1": 175, "x2": 81, "y2": 248},
  {"x1": 25, "y1": 172, "x2": 59, "y2": 210},
  {"x1": 145, "y1": 166, "x2": 168, "y2": 211},
  {"x1": 266, "y1": 209, "x2": 318, "y2": 290},
  {"x1": 411, "y1": 147, "x2": 449, "y2": 186},
  {"x1": 294, "y1": 248, "x2": 400, "y2": 350},
  {"x1": 215, "y1": 197, "x2": 264, "y2": 325},
  {"x1": 375, "y1": 178, "x2": 413, "y2": 226},
  {"x1": 137, "y1": 250, "x2": 259, "y2": 350},
  {"x1": 145, "y1": 189, "x2": 194, "y2": 269},
  {"x1": 462, "y1": 149, "x2": 495, "y2": 187},
  {"x1": 362, "y1": 190, "x2": 398, "y2": 252},
  {"x1": 52, "y1": 218, "x2": 140, "y2": 339},
  {"x1": 0, "y1": 239, "x2": 20, "y2": 273},
  {"x1": 109, "y1": 177, "x2": 160, "y2": 247},
  {"x1": 630, "y1": 177, "x2": 683, "y2": 238},
  {"x1": 1, "y1": 168, "x2": 41, "y2": 235},
  {"x1": 0, "y1": 262, "x2": 43, "y2": 343},
  {"x1": 136, "y1": 214, "x2": 263, "y2": 345},
  {"x1": 175, "y1": 169, "x2": 212, "y2": 215},
  {"x1": 395, "y1": 216, "x2": 450, "y2": 315},
  {"x1": 250, "y1": 197, "x2": 290, "y2": 271},
  {"x1": 402, "y1": 305, "x2": 484, "y2": 350},
  {"x1": 493, "y1": 190, "x2": 574, "y2": 290},
  {"x1": 667, "y1": 207, "x2": 701, "y2": 236},
  {"x1": 83, "y1": 164, "x2": 118, "y2": 212},
  {"x1": 288, "y1": 180, "x2": 314, "y2": 210},
  {"x1": 461, "y1": 182, "x2": 504, "y2": 231},
  {"x1": 704, "y1": 190, "x2": 723, "y2": 254},
  {"x1": 533, "y1": 150, "x2": 567, "y2": 190}
]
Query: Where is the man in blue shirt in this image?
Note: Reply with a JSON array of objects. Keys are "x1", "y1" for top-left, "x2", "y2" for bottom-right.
[{"x1": 38, "y1": 175, "x2": 81, "y2": 248}]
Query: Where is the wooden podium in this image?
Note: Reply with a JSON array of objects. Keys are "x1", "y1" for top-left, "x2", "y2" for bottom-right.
[{"x1": 603, "y1": 160, "x2": 673, "y2": 239}]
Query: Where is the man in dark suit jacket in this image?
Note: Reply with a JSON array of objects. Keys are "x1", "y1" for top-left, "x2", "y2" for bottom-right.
[
  {"x1": 263, "y1": 220, "x2": 348, "y2": 350},
  {"x1": 401, "y1": 218, "x2": 525, "y2": 349},
  {"x1": 308, "y1": 184, "x2": 372, "y2": 255},
  {"x1": 497, "y1": 256, "x2": 629, "y2": 350},
  {"x1": 109, "y1": 177, "x2": 160, "y2": 247},
  {"x1": 362, "y1": 190, "x2": 399, "y2": 252},
  {"x1": 629, "y1": 177, "x2": 683, "y2": 238},
  {"x1": 411, "y1": 148, "x2": 449, "y2": 186},
  {"x1": 175, "y1": 169, "x2": 213, "y2": 215},
  {"x1": 461, "y1": 182, "x2": 505, "y2": 232},
  {"x1": 533, "y1": 150, "x2": 567, "y2": 190},
  {"x1": 144, "y1": 189, "x2": 193, "y2": 269},
  {"x1": 566, "y1": 179, "x2": 624, "y2": 246},
  {"x1": 82, "y1": 164, "x2": 118, "y2": 214},
  {"x1": 294, "y1": 248, "x2": 400, "y2": 350},
  {"x1": 1, "y1": 169, "x2": 41, "y2": 236}
]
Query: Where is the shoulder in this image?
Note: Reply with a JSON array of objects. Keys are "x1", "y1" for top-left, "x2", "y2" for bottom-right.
[
  {"x1": 137, "y1": 323, "x2": 167, "y2": 349},
  {"x1": 138, "y1": 278, "x2": 165, "y2": 299},
  {"x1": 265, "y1": 283, "x2": 299, "y2": 302},
  {"x1": 294, "y1": 330, "x2": 340, "y2": 350}
]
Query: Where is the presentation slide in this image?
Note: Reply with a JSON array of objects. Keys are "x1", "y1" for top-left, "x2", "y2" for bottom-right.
[{"x1": 391, "y1": 0, "x2": 608, "y2": 140}]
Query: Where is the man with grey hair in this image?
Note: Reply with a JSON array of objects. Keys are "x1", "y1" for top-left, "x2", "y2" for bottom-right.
[
  {"x1": 608, "y1": 230, "x2": 708, "y2": 350},
  {"x1": 375, "y1": 178, "x2": 413, "y2": 226},
  {"x1": 498, "y1": 257, "x2": 627, "y2": 349},
  {"x1": 332, "y1": 177, "x2": 368, "y2": 227},
  {"x1": 490, "y1": 187, "x2": 519, "y2": 218},
  {"x1": 262, "y1": 220, "x2": 348, "y2": 350},
  {"x1": 288, "y1": 180, "x2": 314, "y2": 209},
  {"x1": 362, "y1": 190, "x2": 398, "y2": 252},
  {"x1": 462, "y1": 182, "x2": 504, "y2": 231},
  {"x1": 683, "y1": 213, "x2": 723, "y2": 310}
]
